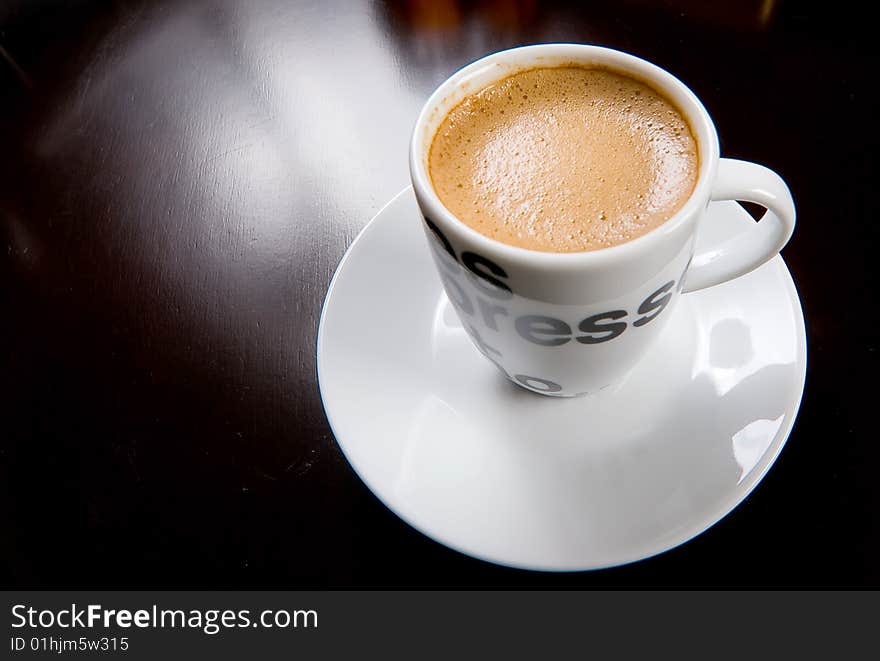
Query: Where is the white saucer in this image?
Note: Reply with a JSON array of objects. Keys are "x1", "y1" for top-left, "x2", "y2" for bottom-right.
[{"x1": 318, "y1": 188, "x2": 806, "y2": 571}]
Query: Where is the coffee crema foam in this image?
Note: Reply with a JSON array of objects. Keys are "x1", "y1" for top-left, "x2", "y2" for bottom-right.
[{"x1": 428, "y1": 66, "x2": 699, "y2": 252}]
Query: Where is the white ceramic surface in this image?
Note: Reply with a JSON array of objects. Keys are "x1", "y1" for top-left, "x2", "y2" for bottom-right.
[
  {"x1": 317, "y1": 188, "x2": 806, "y2": 571},
  {"x1": 409, "y1": 45, "x2": 796, "y2": 397}
]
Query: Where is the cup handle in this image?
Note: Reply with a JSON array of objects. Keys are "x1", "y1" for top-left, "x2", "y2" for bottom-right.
[{"x1": 682, "y1": 158, "x2": 796, "y2": 293}]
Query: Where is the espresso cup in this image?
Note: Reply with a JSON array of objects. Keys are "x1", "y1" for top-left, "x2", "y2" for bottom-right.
[{"x1": 409, "y1": 44, "x2": 795, "y2": 397}]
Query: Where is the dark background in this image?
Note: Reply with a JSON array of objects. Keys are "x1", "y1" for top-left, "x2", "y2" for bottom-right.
[{"x1": 1, "y1": 0, "x2": 877, "y2": 587}]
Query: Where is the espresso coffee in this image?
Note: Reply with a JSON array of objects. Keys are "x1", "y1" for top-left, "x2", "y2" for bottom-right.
[{"x1": 428, "y1": 66, "x2": 699, "y2": 252}]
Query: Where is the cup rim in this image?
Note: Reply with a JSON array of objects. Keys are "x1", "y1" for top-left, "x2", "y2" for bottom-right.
[{"x1": 409, "y1": 43, "x2": 720, "y2": 269}]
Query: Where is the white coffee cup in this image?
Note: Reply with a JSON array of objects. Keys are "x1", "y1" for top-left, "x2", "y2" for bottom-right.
[{"x1": 409, "y1": 44, "x2": 795, "y2": 397}]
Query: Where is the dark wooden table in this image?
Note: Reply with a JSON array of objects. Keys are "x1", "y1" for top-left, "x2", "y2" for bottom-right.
[{"x1": 2, "y1": 0, "x2": 877, "y2": 587}]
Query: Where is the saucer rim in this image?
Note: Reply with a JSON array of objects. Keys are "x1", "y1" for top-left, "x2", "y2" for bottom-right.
[{"x1": 317, "y1": 186, "x2": 807, "y2": 572}]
